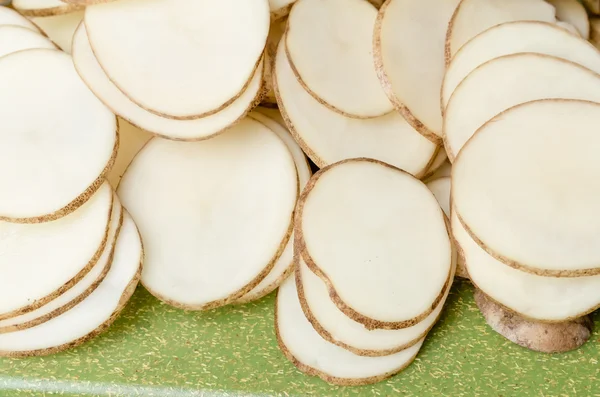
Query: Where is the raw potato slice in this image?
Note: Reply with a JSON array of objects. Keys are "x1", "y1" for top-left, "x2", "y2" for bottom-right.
[
  {"x1": 0, "y1": 25, "x2": 55, "y2": 58},
  {"x1": 374, "y1": 0, "x2": 461, "y2": 143},
  {"x1": 421, "y1": 149, "x2": 447, "y2": 181},
  {"x1": 72, "y1": 24, "x2": 265, "y2": 141},
  {"x1": 286, "y1": 0, "x2": 392, "y2": 118},
  {"x1": 441, "y1": 21, "x2": 600, "y2": 112},
  {"x1": 0, "y1": 6, "x2": 39, "y2": 31},
  {"x1": 276, "y1": 277, "x2": 423, "y2": 386},
  {"x1": 236, "y1": 112, "x2": 311, "y2": 304},
  {"x1": 556, "y1": 21, "x2": 581, "y2": 36},
  {"x1": 453, "y1": 100, "x2": 600, "y2": 276},
  {"x1": 0, "y1": 212, "x2": 142, "y2": 357},
  {"x1": 31, "y1": 10, "x2": 83, "y2": 53},
  {"x1": 118, "y1": 118, "x2": 298, "y2": 310},
  {"x1": 0, "y1": 183, "x2": 113, "y2": 320},
  {"x1": 474, "y1": 289, "x2": 593, "y2": 353},
  {"x1": 262, "y1": 17, "x2": 287, "y2": 107},
  {"x1": 547, "y1": 0, "x2": 589, "y2": 38},
  {"x1": 0, "y1": 49, "x2": 117, "y2": 222},
  {"x1": 0, "y1": 197, "x2": 123, "y2": 333},
  {"x1": 296, "y1": 256, "x2": 455, "y2": 356},
  {"x1": 12, "y1": 0, "x2": 82, "y2": 17},
  {"x1": 85, "y1": 0, "x2": 270, "y2": 119},
  {"x1": 445, "y1": 0, "x2": 557, "y2": 64},
  {"x1": 452, "y1": 209, "x2": 600, "y2": 321},
  {"x1": 444, "y1": 54, "x2": 600, "y2": 161},
  {"x1": 424, "y1": 161, "x2": 451, "y2": 183},
  {"x1": 270, "y1": 0, "x2": 295, "y2": 20},
  {"x1": 107, "y1": 118, "x2": 152, "y2": 188},
  {"x1": 274, "y1": 38, "x2": 437, "y2": 177},
  {"x1": 297, "y1": 159, "x2": 452, "y2": 329},
  {"x1": 255, "y1": 106, "x2": 286, "y2": 126}
]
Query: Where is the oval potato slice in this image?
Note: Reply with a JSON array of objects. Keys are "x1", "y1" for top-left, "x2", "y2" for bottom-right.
[
  {"x1": 12, "y1": 0, "x2": 82, "y2": 17},
  {"x1": 547, "y1": 0, "x2": 589, "y2": 38},
  {"x1": 107, "y1": 118, "x2": 152, "y2": 188},
  {"x1": 31, "y1": 10, "x2": 83, "y2": 53},
  {"x1": 0, "y1": 6, "x2": 39, "y2": 31},
  {"x1": 0, "y1": 24, "x2": 55, "y2": 58}
]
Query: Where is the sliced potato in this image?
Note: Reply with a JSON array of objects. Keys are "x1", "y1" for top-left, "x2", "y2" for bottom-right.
[
  {"x1": 424, "y1": 160, "x2": 451, "y2": 183},
  {"x1": 270, "y1": 0, "x2": 295, "y2": 20},
  {"x1": 0, "y1": 24, "x2": 55, "y2": 58},
  {"x1": 276, "y1": 276, "x2": 423, "y2": 386},
  {"x1": 262, "y1": 17, "x2": 287, "y2": 107},
  {"x1": 453, "y1": 99, "x2": 600, "y2": 276},
  {"x1": 31, "y1": 10, "x2": 83, "y2": 53},
  {"x1": 107, "y1": 118, "x2": 152, "y2": 188},
  {"x1": 0, "y1": 6, "x2": 40, "y2": 31},
  {"x1": 421, "y1": 149, "x2": 448, "y2": 181},
  {"x1": 118, "y1": 118, "x2": 298, "y2": 310},
  {"x1": 547, "y1": 0, "x2": 590, "y2": 38},
  {"x1": 12, "y1": 0, "x2": 82, "y2": 17}
]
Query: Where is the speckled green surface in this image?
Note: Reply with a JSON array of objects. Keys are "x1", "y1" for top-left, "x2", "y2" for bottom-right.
[{"x1": 0, "y1": 279, "x2": 599, "y2": 396}]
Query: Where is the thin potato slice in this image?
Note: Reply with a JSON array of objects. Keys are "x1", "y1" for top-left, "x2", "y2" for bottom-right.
[
  {"x1": 296, "y1": 159, "x2": 452, "y2": 329},
  {"x1": 12, "y1": 0, "x2": 82, "y2": 17},
  {"x1": 453, "y1": 99, "x2": 600, "y2": 276},
  {"x1": 0, "y1": 6, "x2": 39, "y2": 31},
  {"x1": 424, "y1": 161, "x2": 451, "y2": 183},
  {"x1": 421, "y1": 149, "x2": 447, "y2": 181},
  {"x1": 0, "y1": 25, "x2": 55, "y2": 58},
  {"x1": 547, "y1": 0, "x2": 589, "y2": 39},
  {"x1": 84, "y1": 0, "x2": 269, "y2": 119},
  {"x1": 262, "y1": 17, "x2": 287, "y2": 107},
  {"x1": 107, "y1": 118, "x2": 152, "y2": 188},
  {"x1": 276, "y1": 276, "x2": 423, "y2": 386},
  {"x1": 31, "y1": 10, "x2": 83, "y2": 53},
  {"x1": 118, "y1": 118, "x2": 298, "y2": 310}
]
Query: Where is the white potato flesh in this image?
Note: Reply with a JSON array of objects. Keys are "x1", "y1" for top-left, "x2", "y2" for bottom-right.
[
  {"x1": 0, "y1": 6, "x2": 39, "y2": 31},
  {"x1": 446, "y1": 0, "x2": 556, "y2": 62},
  {"x1": 0, "y1": 49, "x2": 116, "y2": 220},
  {"x1": 297, "y1": 257, "x2": 454, "y2": 355},
  {"x1": 0, "y1": 183, "x2": 112, "y2": 318},
  {"x1": 286, "y1": 0, "x2": 392, "y2": 118},
  {"x1": 425, "y1": 161, "x2": 451, "y2": 183},
  {"x1": 72, "y1": 24, "x2": 264, "y2": 140},
  {"x1": 85, "y1": 0, "x2": 269, "y2": 119},
  {"x1": 0, "y1": 213, "x2": 142, "y2": 356},
  {"x1": 32, "y1": 10, "x2": 83, "y2": 53},
  {"x1": 107, "y1": 118, "x2": 152, "y2": 188},
  {"x1": 274, "y1": 39, "x2": 437, "y2": 177},
  {"x1": 444, "y1": 54, "x2": 600, "y2": 161},
  {"x1": 118, "y1": 118, "x2": 297, "y2": 309},
  {"x1": 237, "y1": 112, "x2": 311, "y2": 303},
  {"x1": 276, "y1": 276, "x2": 423, "y2": 383},
  {"x1": 423, "y1": 149, "x2": 448, "y2": 178},
  {"x1": 453, "y1": 100, "x2": 600, "y2": 274},
  {"x1": 442, "y1": 21, "x2": 600, "y2": 111},
  {"x1": 13, "y1": 0, "x2": 69, "y2": 11},
  {"x1": 0, "y1": 25, "x2": 55, "y2": 58},
  {"x1": 375, "y1": 0, "x2": 461, "y2": 141},
  {"x1": 299, "y1": 160, "x2": 452, "y2": 325},
  {"x1": 452, "y1": 211, "x2": 600, "y2": 321},
  {"x1": 547, "y1": 0, "x2": 589, "y2": 38},
  {"x1": 0, "y1": 198, "x2": 122, "y2": 331},
  {"x1": 263, "y1": 17, "x2": 287, "y2": 105},
  {"x1": 427, "y1": 177, "x2": 451, "y2": 217}
]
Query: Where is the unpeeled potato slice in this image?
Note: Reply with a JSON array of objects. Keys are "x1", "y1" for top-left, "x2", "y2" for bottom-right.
[
  {"x1": 31, "y1": 10, "x2": 83, "y2": 53},
  {"x1": 547, "y1": 0, "x2": 589, "y2": 39},
  {"x1": 84, "y1": 0, "x2": 269, "y2": 120},
  {"x1": 444, "y1": 54, "x2": 600, "y2": 161},
  {"x1": 12, "y1": 0, "x2": 82, "y2": 17},
  {"x1": 0, "y1": 6, "x2": 39, "y2": 31},
  {"x1": 107, "y1": 118, "x2": 152, "y2": 188},
  {"x1": 274, "y1": 37, "x2": 438, "y2": 177},
  {"x1": 296, "y1": 159, "x2": 452, "y2": 329},
  {"x1": 0, "y1": 183, "x2": 113, "y2": 320},
  {"x1": 441, "y1": 21, "x2": 600, "y2": 112},
  {"x1": 0, "y1": 212, "x2": 142, "y2": 357},
  {"x1": 445, "y1": 0, "x2": 556, "y2": 64},
  {"x1": 453, "y1": 99, "x2": 600, "y2": 276},
  {"x1": 421, "y1": 149, "x2": 448, "y2": 181},
  {"x1": 0, "y1": 25, "x2": 55, "y2": 58},
  {"x1": 72, "y1": 24, "x2": 265, "y2": 141},
  {"x1": 262, "y1": 17, "x2": 287, "y2": 107},
  {"x1": 276, "y1": 276, "x2": 423, "y2": 386},
  {"x1": 118, "y1": 118, "x2": 298, "y2": 310}
]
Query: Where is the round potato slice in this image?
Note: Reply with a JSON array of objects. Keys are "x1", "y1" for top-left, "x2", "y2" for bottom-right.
[
  {"x1": 84, "y1": 0, "x2": 269, "y2": 119},
  {"x1": 0, "y1": 49, "x2": 117, "y2": 222},
  {"x1": 107, "y1": 118, "x2": 152, "y2": 188},
  {"x1": 296, "y1": 159, "x2": 452, "y2": 329},
  {"x1": 12, "y1": 0, "x2": 82, "y2": 17},
  {"x1": 31, "y1": 10, "x2": 83, "y2": 53},
  {"x1": 445, "y1": 0, "x2": 556, "y2": 64},
  {"x1": 547, "y1": 0, "x2": 589, "y2": 38},
  {"x1": 276, "y1": 276, "x2": 423, "y2": 386},
  {"x1": 444, "y1": 54, "x2": 600, "y2": 161},
  {"x1": 453, "y1": 99, "x2": 600, "y2": 276},
  {"x1": 0, "y1": 25, "x2": 55, "y2": 58},
  {"x1": 0, "y1": 212, "x2": 142, "y2": 357},
  {"x1": 262, "y1": 17, "x2": 287, "y2": 107},
  {"x1": 286, "y1": 0, "x2": 392, "y2": 118},
  {"x1": 442, "y1": 21, "x2": 600, "y2": 112},
  {"x1": 274, "y1": 38, "x2": 437, "y2": 177},
  {"x1": 118, "y1": 118, "x2": 298, "y2": 310},
  {"x1": 72, "y1": 23, "x2": 264, "y2": 141},
  {"x1": 424, "y1": 160, "x2": 451, "y2": 183},
  {"x1": 421, "y1": 149, "x2": 448, "y2": 181},
  {"x1": 0, "y1": 6, "x2": 39, "y2": 31},
  {"x1": 0, "y1": 183, "x2": 113, "y2": 320}
]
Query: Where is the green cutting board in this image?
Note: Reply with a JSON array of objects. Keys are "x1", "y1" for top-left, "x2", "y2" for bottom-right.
[{"x1": 0, "y1": 279, "x2": 598, "y2": 397}]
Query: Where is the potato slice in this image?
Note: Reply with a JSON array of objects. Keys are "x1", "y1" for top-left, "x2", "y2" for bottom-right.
[
  {"x1": 374, "y1": 0, "x2": 461, "y2": 143},
  {"x1": 547, "y1": 0, "x2": 589, "y2": 38},
  {"x1": 270, "y1": 0, "x2": 295, "y2": 20},
  {"x1": 107, "y1": 119, "x2": 152, "y2": 188},
  {"x1": 453, "y1": 99, "x2": 600, "y2": 276},
  {"x1": 31, "y1": 10, "x2": 83, "y2": 53},
  {"x1": 276, "y1": 276, "x2": 423, "y2": 386},
  {"x1": 421, "y1": 149, "x2": 448, "y2": 181},
  {"x1": 442, "y1": 22, "x2": 600, "y2": 113},
  {"x1": 0, "y1": 49, "x2": 117, "y2": 222},
  {"x1": 274, "y1": 37, "x2": 438, "y2": 177},
  {"x1": 262, "y1": 17, "x2": 287, "y2": 108},
  {"x1": 424, "y1": 161, "x2": 451, "y2": 183},
  {"x1": 0, "y1": 24, "x2": 55, "y2": 58},
  {"x1": 445, "y1": 0, "x2": 556, "y2": 64},
  {"x1": 444, "y1": 54, "x2": 600, "y2": 161},
  {"x1": 12, "y1": 0, "x2": 82, "y2": 17},
  {"x1": 0, "y1": 212, "x2": 142, "y2": 357},
  {"x1": 118, "y1": 118, "x2": 298, "y2": 310},
  {"x1": 296, "y1": 159, "x2": 452, "y2": 329},
  {"x1": 72, "y1": 24, "x2": 264, "y2": 141},
  {"x1": 0, "y1": 6, "x2": 39, "y2": 31},
  {"x1": 0, "y1": 183, "x2": 113, "y2": 320},
  {"x1": 286, "y1": 0, "x2": 392, "y2": 118},
  {"x1": 0, "y1": 196, "x2": 122, "y2": 333},
  {"x1": 84, "y1": 0, "x2": 269, "y2": 119}
]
